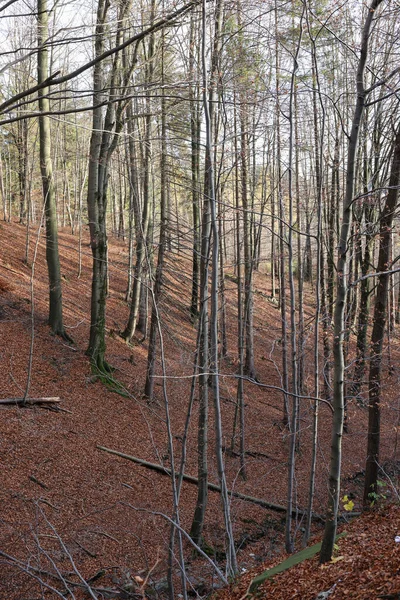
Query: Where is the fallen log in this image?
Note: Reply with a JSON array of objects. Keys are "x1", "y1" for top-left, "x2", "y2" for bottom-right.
[
  {"x1": 97, "y1": 445, "x2": 322, "y2": 520},
  {"x1": 0, "y1": 397, "x2": 61, "y2": 406},
  {"x1": 246, "y1": 531, "x2": 347, "y2": 596}
]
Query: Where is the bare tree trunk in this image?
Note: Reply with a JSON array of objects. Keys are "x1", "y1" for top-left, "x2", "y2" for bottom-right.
[
  {"x1": 87, "y1": 0, "x2": 132, "y2": 369},
  {"x1": 122, "y1": 2, "x2": 155, "y2": 342},
  {"x1": 17, "y1": 118, "x2": 28, "y2": 224},
  {"x1": 0, "y1": 152, "x2": 6, "y2": 222},
  {"x1": 285, "y1": 4, "x2": 304, "y2": 553},
  {"x1": 363, "y1": 125, "x2": 400, "y2": 506},
  {"x1": 37, "y1": 0, "x2": 69, "y2": 339},
  {"x1": 275, "y1": 2, "x2": 289, "y2": 426},
  {"x1": 230, "y1": 91, "x2": 246, "y2": 477},
  {"x1": 204, "y1": 0, "x2": 237, "y2": 575},
  {"x1": 320, "y1": 0, "x2": 383, "y2": 563},
  {"x1": 352, "y1": 107, "x2": 383, "y2": 400},
  {"x1": 86, "y1": 0, "x2": 110, "y2": 371},
  {"x1": 240, "y1": 107, "x2": 256, "y2": 380},
  {"x1": 144, "y1": 27, "x2": 168, "y2": 401},
  {"x1": 189, "y1": 12, "x2": 201, "y2": 320},
  {"x1": 125, "y1": 99, "x2": 140, "y2": 301},
  {"x1": 190, "y1": 2, "x2": 236, "y2": 567},
  {"x1": 304, "y1": 5, "x2": 325, "y2": 543}
]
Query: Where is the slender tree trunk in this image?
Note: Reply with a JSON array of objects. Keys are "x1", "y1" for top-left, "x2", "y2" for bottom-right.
[
  {"x1": 189, "y1": 12, "x2": 201, "y2": 320},
  {"x1": 363, "y1": 125, "x2": 400, "y2": 506},
  {"x1": 304, "y1": 6, "x2": 324, "y2": 543},
  {"x1": 352, "y1": 107, "x2": 383, "y2": 399},
  {"x1": 285, "y1": 5, "x2": 304, "y2": 553},
  {"x1": 0, "y1": 152, "x2": 6, "y2": 222},
  {"x1": 122, "y1": 2, "x2": 155, "y2": 342},
  {"x1": 294, "y1": 81, "x2": 304, "y2": 396},
  {"x1": 275, "y1": 2, "x2": 289, "y2": 426},
  {"x1": 230, "y1": 92, "x2": 246, "y2": 477},
  {"x1": 144, "y1": 28, "x2": 168, "y2": 400},
  {"x1": 327, "y1": 128, "x2": 340, "y2": 319},
  {"x1": 86, "y1": 0, "x2": 132, "y2": 371},
  {"x1": 320, "y1": 0, "x2": 383, "y2": 563},
  {"x1": 204, "y1": 0, "x2": 237, "y2": 575},
  {"x1": 191, "y1": 0, "x2": 234, "y2": 557},
  {"x1": 17, "y1": 118, "x2": 28, "y2": 224},
  {"x1": 240, "y1": 107, "x2": 256, "y2": 380},
  {"x1": 37, "y1": 0, "x2": 69, "y2": 339},
  {"x1": 125, "y1": 100, "x2": 140, "y2": 301}
]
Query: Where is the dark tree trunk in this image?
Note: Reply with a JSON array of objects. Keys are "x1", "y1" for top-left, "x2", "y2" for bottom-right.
[
  {"x1": 363, "y1": 125, "x2": 400, "y2": 506},
  {"x1": 189, "y1": 13, "x2": 201, "y2": 320}
]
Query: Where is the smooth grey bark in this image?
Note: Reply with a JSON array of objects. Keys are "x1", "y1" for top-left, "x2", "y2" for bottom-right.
[
  {"x1": 270, "y1": 142, "x2": 277, "y2": 299},
  {"x1": 15, "y1": 117, "x2": 28, "y2": 223},
  {"x1": 122, "y1": 2, "x2": 155, "y2": 342},
  {"x1": 86, "y1": 0, "x2": 109, "y2": 371},
  {"x1": 327, "y1": 130, "x2": 340, "y2": 317},
  {"x1": 230, "y1": 92, "x2": 246, "y2": 477},
  {"x1": 37, "y1": 0, "x2": 69, "y2": 339},
  {"x1": 240, "y1": 107, "x2": 256, "y2": 380},
  {"x1": 87, "y1": 0, "x2": 134, "y2": 370},
  {"x1": 144, "y1": 26, "x2": 168, "y2": 401},
  {"x1": 304, "y1": 6, "x2": 325, "y2": 544},
  {"x1": 320, "y1": 0, "x2": 384, "y2": 563},
  {"x1": 189, "y1": 12, "x2": 201, "y2": 320},
  {"x1": 233, "y1": 3, "x2": 256, "y2": 381},
  {"x1": 275, "y1": 1, "x2": 289, "y2": 426},
  {"x1": 190, "y1": 4, "x2": 238, "y2": 575},
  {"x1": 204, "y1": 0, "x2": 237, "y2": 576},
  {"x1": 0, "y1": 153, "x2": 6, "y2": 222},
  {"x1": 190, "y1": 0, "x2": 222, "y2": 545},
  {"x1": 189, "y1": 148, "x2": 211, "y2": 544},
  {"x1": 125, "y1": 99, "x2": 141, "y2": 301},
  {"x1": 285, "y1": 4, "x2": 304, "y2": 554},
  {"x1": 294, "y1": 82, "x2": 304, "y2": 397}
]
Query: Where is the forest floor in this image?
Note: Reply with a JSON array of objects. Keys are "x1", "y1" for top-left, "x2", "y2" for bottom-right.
[{"x1": 0, "y1": 221, "x2": 399, "y2": 599}]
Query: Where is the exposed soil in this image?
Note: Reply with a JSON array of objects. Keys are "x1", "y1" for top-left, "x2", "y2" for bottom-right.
[{"x1": 0, "y1": 221, "x2": 399, "y2": 599}]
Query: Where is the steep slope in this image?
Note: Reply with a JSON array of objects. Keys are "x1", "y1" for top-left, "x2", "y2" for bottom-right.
[{"x1": 0, "y1": 221, "x2": 398, "y2": 598}]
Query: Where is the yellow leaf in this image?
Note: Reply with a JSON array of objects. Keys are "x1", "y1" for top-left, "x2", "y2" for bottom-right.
[
  {"x1": 343, "y1": 499, "x2": 354, "y2": 511},
  {"x1": 330, "y1": 556, "x2": 344, "y2": 564}
]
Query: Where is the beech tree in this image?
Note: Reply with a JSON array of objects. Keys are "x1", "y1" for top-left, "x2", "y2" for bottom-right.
[
  {"x1": 320, "y1": 0, "x2": 385, "y2": 563},
  {"x1": 363, "y1": 124, "x2": 400, "y2": 506},
  {"x1": 37, "y1": 0, "x2": 70, "y2": 339},
  {"x1": 1, "y1": 0, "x2": 400, "y2": 591}
]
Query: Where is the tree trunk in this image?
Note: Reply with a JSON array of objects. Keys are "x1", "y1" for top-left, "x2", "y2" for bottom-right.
[
  {"x1": 86, "y1": 0, "x2": 110, "y2": 372},
  {"x1": 285, "y1": 4, "x2": 304, "y2": 553},
  {"x1": 363, "y1": 125, "x2": 400, "y2": 506},
  {"x1": 144, "y1": 30, "x2": 168, "y2": 400},
  {"x1": 122, "y1": 3, "x2": 155, "y2": 342},
  {"x1": 37, "y1": 0, "x2": 68, "y2": 339},
  {"x1": 275, "y1": 2, "x2": 289, "y2": 426},
  {"x1": 189, "y1": 12, "x2": 201, "y2": 320},
  {"x1": 320, "y1": 0, "x2": 383, "y2": 563}
]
